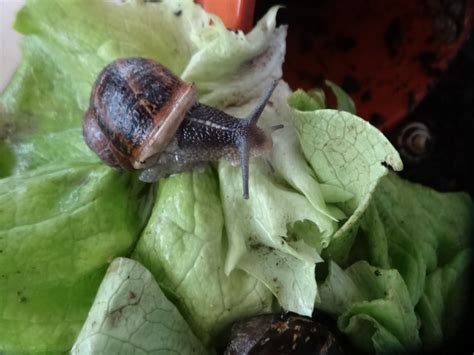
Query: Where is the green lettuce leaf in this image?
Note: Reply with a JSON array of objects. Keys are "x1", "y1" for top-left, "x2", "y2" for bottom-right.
[
  {"x1": 417, "y1": 249, "x2": 471, "y2": 348},
  {"x1": 182, "y1": 6, "x2": 283, "y2": 98},
  {"x1": 286, "y1": 80, "x2": 356, "y2": 114},
  {"x1": 288, "y1": 90, "x2": 403, "y2": 263},
  {"x1": 71, "y1": 258, "x2": 207, "y2": 354},
  {"x1": 317, "y1": 173, "x2": 473, "y2": 353},
  {"x1": 12, "y1": 128, "x2": 98, "y2": 174},
  {"x1": 325, "y1": 80, "x2": 357, "y2": 114},
  {"x1": 353, "y1": 172, "x2": 472, "y2": 305},
  {"x1": 219, "y1": 160, "x2": 325, "y2": 316},
  {"x1": 0, "y1": 164, "x2": 148, "y2": 353},
  {"x1": 214, "y1": 69, "x2": 401, "y2": 318},
  {"x1": 0, "y1": 140, "x2": 15, "y2": 177},
  {"x1": 132, "y1": 169, "x2": 273, "y2": 344},
  {"x1": 216, "y1": 87, "x2": 337, "y2": 319},
  {"x1": 318, "y1": 261, "x2": 420, "y2": 353}
]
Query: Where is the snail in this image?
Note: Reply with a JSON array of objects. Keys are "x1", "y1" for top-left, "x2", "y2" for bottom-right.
[
  {"x1": 83, "y1": 57, "x2": 279, "y2": 199},
  {"x1": 397, "y1": 121, "x2": 433, "y2": 163}
]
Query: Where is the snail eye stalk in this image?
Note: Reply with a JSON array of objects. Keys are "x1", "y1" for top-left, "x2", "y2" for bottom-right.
[{"x1": 238, "y1": 80, "x2": 280, "y2": 199}]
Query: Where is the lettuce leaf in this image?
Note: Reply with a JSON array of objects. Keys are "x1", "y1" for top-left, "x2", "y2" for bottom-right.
[
  {"x1": 132, "y1": 169, "x2": 273, "y2": 344},
  {"x1": 218, "y1": 87, "x2": 333, "y2": 318},
  {"x1": 317, "y1": 173, "x2": 473, "y2": 353},
  {"x1": 417, "y1": 249, "x2": 471, "y2": 348},
  {"x1": 354, "y1": 172, "x2": 472, "y2": 304},
  {"x1": 289, "y1": 90, "x2": 403, "y2": 263},
  {"x1": 0, "y1": 164, "x2": 148, "y2": 353},
  {"x1": 215, "y1": 72, "x2": 401, "y2": 319},
  {"x1": 318, "y1": 261, "x2": 420, "y2": 353},
  {"x1": 71, "y1": 258, "x2": 207, "y2": 354},
  {"x1": 0, "y1": 140, "x2": 15, "y2": 178},
  {"x1": 325, "y1": 80, "x2": 357, "y2": 114},
  {"x1": 12, "y1": 128, "x2": 98, "y2": 174}
]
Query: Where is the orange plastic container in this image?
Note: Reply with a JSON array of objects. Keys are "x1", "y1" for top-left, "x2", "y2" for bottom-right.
[{"x1": 194, "y1": 0, "x2": 256, "y2": 32}]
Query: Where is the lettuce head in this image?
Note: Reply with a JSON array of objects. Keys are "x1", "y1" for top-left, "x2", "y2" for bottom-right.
[{"x1": 0, "y1": 0, "x2": 471, "y2": 354}]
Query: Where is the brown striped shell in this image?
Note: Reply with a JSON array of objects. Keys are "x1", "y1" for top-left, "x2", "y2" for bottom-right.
[{"x1": 83, "y1": 57, "x2": 197, "y2": 170}]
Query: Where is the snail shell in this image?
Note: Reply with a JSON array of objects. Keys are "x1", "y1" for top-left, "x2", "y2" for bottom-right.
[{"x1": 84, "y1": 57, "x2": 196, "y2": 170}]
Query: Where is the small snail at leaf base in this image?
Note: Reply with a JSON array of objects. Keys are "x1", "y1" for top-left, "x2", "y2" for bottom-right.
[{"x1": 83, "y1": 57, "x2": 279, "y2": 198}]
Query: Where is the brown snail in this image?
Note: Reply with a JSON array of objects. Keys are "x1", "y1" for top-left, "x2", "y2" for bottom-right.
[{"x1": 83, "y1": 57, "x2": 279, "y2": 199}]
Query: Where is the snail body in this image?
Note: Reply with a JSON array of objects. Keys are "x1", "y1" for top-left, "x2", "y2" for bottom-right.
[{"x1": 83, "y1": 57, "x2": 277, "y2": 198}]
